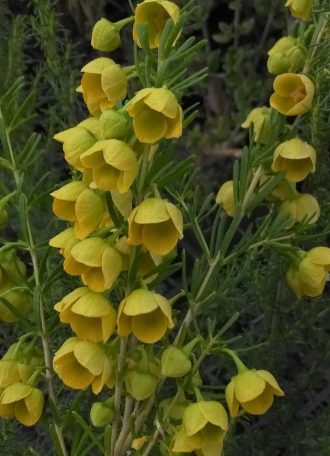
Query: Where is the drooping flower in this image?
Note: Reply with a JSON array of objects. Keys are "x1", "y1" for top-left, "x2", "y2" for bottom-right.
[
  {"x1": 54, "y1": 287, "x2": 117, "y2": 342},
  {"x1": 270, "y1": 73, "x2": 314, "y2": 116},
  {"x1": 117, "y1": 288, "x2": 174, "y2": 343},
  {"x1": 271, "y1": 137, "x2": 316, "y2": 182},
  {"x1": 80, "y1": 58, "x2": 128, "y2": 116},
  {"x1": 225, "y1": 369, "x2": 284, "y2": 417},
  {"x1": 0, "y1": 383, "x2": 44, "y2": 426},
  {"x1": 279, "y1": 193, "x2": 320, "y2": 224},
  {"x1": 267, "y1": 36, "x2": 306, "y2": 74},
  {"x1": 286, "y1": 247, "x2": 330, "y2": 298},
  {"x1": 216, "y1": 180, "x2": 236, "y2": 217},
  {"x1": 68, "y1": 237, "x2": 123, "y2": 292},
  {"x1": 51, "y1": 181, "x2": 108, "y2": 240},
  {"x1": 133, "y1": 0, "x2": 180, "y2": 49},
  {"x1": 285, "y1": 0, "x2": 312, "y2": 21},
  {"x1": 241, "y1": 106, "x2": 271, "y2": 143},
  {"x1": 172, "y1": 401, "x2": 228, "y2": 456},
  {"x1": 53, "y1": 337, "x2": 115, "y2": 393},
  {"x1": 127, "y1": 198, "x2": 183, "y2": 256},
  {"x1": 127, "y1": 88, "x2": 183, "y2": 143},
  {"x1": 80, "y1": 139, "x2": 138, "y2": 193}
]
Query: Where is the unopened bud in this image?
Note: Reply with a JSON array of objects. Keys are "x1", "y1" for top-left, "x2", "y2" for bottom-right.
[
  {"x1": 91, "y1": 18, "x2": 121, "y2": 52},
  {"x1": 161, "y1": 346, "x2": 192, "y2": 378},
  {"x1": 99, "y1": 109, "x2": 131, "y2": 139}
]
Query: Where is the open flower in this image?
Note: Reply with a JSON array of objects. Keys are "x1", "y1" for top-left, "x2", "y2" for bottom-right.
[
  {"x1": 67, "y1": 237, "x2": 123, "y2": 292},
  {"x1": 271, "y1": 138, "x2": 316, "y2": 182},
  {"x1": 279, "y1": 193, "x2": 320, "y2": 224},
  {"x1": 53, "y1": 337, "x2": 114, "y2": 393},
  {"x1": 53, "y1": 123, "x2": 97, "y2": 171},
  {"x1": 172, "y1": 401, "x2": 228, "y2": 456},
  {"x1": 117, "y1": 288, "x2": 174, "y2": 343},
  {"x1": 225, "y1": 369, "x2": 284, "y2": 417},
  {"x1": 286, "y1": 247, "x2": 330, "y2": 298},
  {"x1": 241, "y1": 107, "x2": 271, "y2": 143},
  {"x1": 127, "y1": 197, "x2": 183, "y2": 255},
  {"x1": 133, "y1": 0, "x2": 180, "y2": 49},
  {"x1": 216, "y1": 180, "x2": 236, "y2": 217},
  {"x1": 0, "y1": 383, "x2": 44, "y2": 426},
  {"x1": 80, "y1": 139, "x2": 138, "y2": 193},
  {"x1": 54, "y1": 287, "x2": 117, "y2": 342},
  {"x1": 51, "y1": 181, "x2": 107, "y2": 240},
  {"x1": 270, "y1": 73, "x2": 314, "y2": 116},
  {"x1": 285, "y1": 0, "x2": 312, "y2": 21},
  {"x1": 80, "y1": 58, "x2": 127, "y2": 116},
  {"x1": 127, "y1": 88, "x2": 183, "y2": 143}
]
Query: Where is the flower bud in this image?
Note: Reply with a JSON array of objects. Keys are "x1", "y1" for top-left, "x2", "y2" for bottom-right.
[
  {"x1": 241, "y1": 107, "x2": 271, "y2": 143},
  {"x1": 267, "y1": 36, "x2": 306, "y2": 74},
  {"x1": 216, "y1": 180, "x2": 236, "y2": 217},
  {"x1": 160, "y1": 346, "x2": 192, "y2": 378},
  {"x1": 0, "y1": 205, "x2": 8, "y2": 227},
  {"x1": 91, "y1": 18, "x2": 121, "y2": 52},
  {"x1": 90, "y1": 399, "x2": 114, "y2": 427},
  {"x1": 285, "y1": 0, "x2": 312, "y2": 21},
  {"x1": 99, "y1": 109, "x2": 131, "y2": 139},
  {"x1": 125, "y1": 370, "x2": 158, "y2": 400}
]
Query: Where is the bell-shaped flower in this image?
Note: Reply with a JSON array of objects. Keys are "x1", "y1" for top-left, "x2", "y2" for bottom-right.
[
  {"x1": 267, "y1": 36, "x2": 306, "y2": 74},
  {"x1": 225, "y1": 369, "x2": 284, "y2": 417},
  {"x1": 286, "y1": 247, "x2": 330, "y2": 298},
  {"x1": 172, "y1": 401, "x2": 228, "y2": 456},
  {"x1": 80, "y1": 139, "x2": 138, "y2": 193},
  {"x1": 0, "y1": 383, "x2": 44, "y2": 426},
  {"x1": 216, "y1": 180, "x2": 236, "y2": 217},
  {"x1": 241, "y1": 106, "x2": 271, "y2": 143},
  {"x1": 80, "y1": 58, "x2": 128, "y2": 116},
  {"x1": 270, "y1": 73, "x2": 314, "y2": 116},
  {"x1": 127, "y1": 88, "x2": 183, "y2": 144},
  {"x1": 279, "y1": 193, "x2": 320, "y2": 224},
  {"x1": 117, "y1": 288, "x2": 174, "y2": 343},
  {"x1": 53, "y1": 123, "x2": 97, "y2": 171},
  {"x1": 68, "y1": 237, "x2": 123, "y2": 292},
  {"x1": 51, "y1": 181, "x2": 108, "y2": 240},
  {"x1": 127, "y1": 197, "x2": 183, "y2": 256},
  {"x1": 285, "y1": 0, "x2": 312, "y2": 21},
  {"x1": 271, "y1": 137, "x2": 316, "y2": 182},
  {"x1": 53, "y1": 337, "x2": 114, "y2": 393},
  {"x1": 54, "y1": 287, "x2": 117, "y2": 342},
  {"x1": 133, "y1": 0, "x2": 180, "y2": 49},
  {"x1": 49, "y1": 227, "x2": 81, "y2": 276}
]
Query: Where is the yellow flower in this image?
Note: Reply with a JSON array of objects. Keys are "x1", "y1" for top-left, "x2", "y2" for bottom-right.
[
  {"x1": 216, "y1": 180, "x2": 236, "y2": 217},
  {"x1": 286, "y1": 247, "x2": 330, "y2": 298},
  {"x1": 225, "y1": 369, "x2": 284, "y2": 417},
  {"x1": 68, "y1": 237, "x2": 123, "y2": 292},
  {"x1": 53, "y1": 123, "x2": 97, "y2": 171},
  {"x1": 285, "y1": 0, "x2": 312, "y2": 21},
  {"x1": 53, "y1": 337, "x2": 114, "y2": 393},
  {"x1": 117, "y1": 288, "x2": 174, "y2": 343},
  {"x1": 51, "y1": 181, "x2": 108, "y2": 240},
  {"x1": 54, "y1": 287, "x2": 117, "y2": 342},
  {"x1": 127, "y1": 88, "x2": 183, "y2": 144},
  {"x1": 279, "y1": 193, "x2": 320, "y2": 224},
  {"x1": 133, "y1": 0, "x2": 180, "y2": 49},
  {"x1": 267, "y1": 36, "x2": 306, "y2": 74},
  {"x1": 271, "y1": 137, "x2": 316, "y2": 182},
  {"x1": 172, "y1": 401, "x2": 228, "y2": 456},
  {"x1": 128, "y1": 198, "x2": 183, "y2": 255},
  {"x1": 0, "y1": 284, "x2": 32, "y2": 322},
  {"x1": 91, "y1": 18, "x2": 121, "y2": 52},
  {"x1": 49, "y1": 227, "x2": 81, "y2": 276},
  {"x1": 80, "y1": 139, "x2": 138, "y2": 193},
  {"x1": 0, "y1": 383, "x2": 44, "y2": 426},
  {"x1": 80, "y1": 58, "x2": 128, "y2": 116},
  {"x1": 241, "y1": 107, "x2": 271, "y2": 143},
  {"x1": 270, "y1": 73, "x2": 314, "y2": 116},
  {"x1": 0, "y1": 360, "x2": 33, "y2": 389}
]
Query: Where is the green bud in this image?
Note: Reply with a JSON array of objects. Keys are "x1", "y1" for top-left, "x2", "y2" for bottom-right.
[
  {"x1": 3, "y1": 342, "x2": 42, "y2": 368},
  {"x1": 99, "y1": 109, "x2": 131, "y2": 139},
  {"x1": 160, "y1": 396, "x2": 192, "y2": 420},
  {"x1": 90, "y1": 399, "x2": 114, "y2": 427},
  {"x1": 267, "y1": 36, "x2": 306, "y2": 74},
  {"x1": 91, "y1": 18, "x2": 121, "y2": 52},
  {"x1": 0, "y1": 285, "x2": 32, "y2": 322},
  {"x1": 125, "y1": 370, "x2": 158, "y2": 400},
  {"x1": 0, "y1": 205, "x2": 8, "y2": 227},
  {"x1": 0, "y1": 250, "x2": 26, "y2": 287},
  {"x1": 161, "y1": 346, "x2": 192, "y2": 378}
]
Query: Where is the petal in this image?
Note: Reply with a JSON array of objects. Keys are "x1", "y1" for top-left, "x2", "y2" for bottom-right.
[
  {"x1": 82, "y1": 268, "x2": 106, "y2": 293},
  {"x1": 154, "y1": 293, "x2": 173, "y2": 328},
  {"x1": 124, "y1": 289, "x2": 159, "y2": 316},
  {"x1": 172, "y1": 426, "x2": 199, "y2": 453},
  {"x1": 52, "y1": 199, "x2": 76, "y2": 221},
  {"x1": 240, "y1": 386, "x2": 274, "y2": 415},
  {"x1": 307, "y1": 247, "x2": 330, "y2": 268},
  {"x1": 71, "y1": 238, "x2": 106, "y2": 267},
  {"x1": 74, "y1": 341, "x2": 106, "y2": 375},
  {"x1": 103, "y1": 140, "x2": 137, "y2": 171},
  {"x1": 49, "y1": 228, "x2": 76, "y2": 249},
  {"x1": 133, "y1": 107, "x2": 168, "y2": 144},
  {"x1": 71, "y1": 291, "x2": 111, "y2": 317},
  {"x1": 273, "y1": 73, "x2": 302, "y2": 96},
  {"x1": 134, "y1": 198, "x2": 169, "y2": 224},
  {"x1": 1, "y1": 383, "x2": 31, "y2": 404},
  {"x1": 198, "y1": 401, "x2": 228, "y2": 430},
  {"x1": 234, "y1": 370, "x2": 266, "y2": 403},
  {"x1": 55, "y1": 357, "x2": 94, "y2": 390},
  {"x1": 225, "y1": 380, "x2": 240, "y2": 417},
  {"x1": 165, "y1": 105, "x2": 183, "y2": 139},
  {"x1": 166, "y1": 202, "x2": 184, "y2": 238},
  {"x1": 53, "y1": 337, "x2": 79, "y2": 362},
  {"x1": 102, "y1": 247, "x2": 123, "y2": 289},
  {"x1": 127, "y1": 88, "x2": 154, "y2": 115},
  {"x1": 183, "y1": 403, "x2": 207, "y2": 436},
  {"x1": 257, "y1": 370, "x2": 284, "y2": 396},
  {"x1": 51, "y1": 181, "x2": 86, "y2": 201},
  {"x1": 132, "y1": 308, "x2": 168, "y2": 343},
  {"x1": 15, "y1": 388, "x2": 44, "y2": 426},
  {"x1": 143, "y1": 88, "x2": 178, "y2": 119},
  {"x1": 81, "y1": 57, "x2": 115, "y2": 74},
  {"x1": 69, "y1": 314, "x2": 104, "y2": 342},
  {"x1": 74, "y1": 189, "x2": 105, "y2": 239},
  {"x1": 64, "y1": 255, "x2": 90, "y2": 276},
  {"x1": 142, "y1": 220, "x2": 180, "y2": 255}
]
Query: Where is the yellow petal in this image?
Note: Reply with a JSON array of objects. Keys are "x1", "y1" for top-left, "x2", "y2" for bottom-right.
[
  {"x1": 1, "y1": 383, "x2": 31, "y2": 404},
  {"x1": 81, "y1": 57, "x2": 115, "y2": 74},
  {"x1": 132, "y1": 308, "x2": 168, "y2": 343},
  {"x1": 166, "y1": 202, "x2": 183, "y2": 238},
  {"x1": 183, "y1": 403, "x2": 208, "y2": 436},
  {"x1": 234, "y1": 370, "x2": 266, "y2": 403},
  {"x1": 102, "y1": 247, "x2": 123, "y2": 289},
  {"x1": 142, "y1": 220, "x2": 179, "y2": 255},
  {"x1": 240, "y1": 386, "x2": 274, "y2": 415},
  {"x1": 225, "y1": 380, "x2": 240, "y2": 417},
  {"x1": 15, "y1": 388, "x2": 43, "y2": 426},
  {"x1": 307, "y1": 247, "x2": 330, "y2": 267},
  {"x1": 165, "y1": 105, "x2": 183, "y2": 139},
  {"x1": 134, "y1": 198, "x2": 169, "y2": 224},
  {"x1": 74, "y1": 341, "x2": 106, "y2": 375},
  {"x1": 133, "y1": 107, "x2": 168, "y2": 144},
  {"x1": 143, "y1": 88, "x2": 178, "y2": 119},
  {"x1": 74, "y1": 189, "x2": 105, "y2": 239},
  {"x1": 257, "y1": 370, "x2": 284, "y2": 396},
  {"x1": 71, "y1": 237, "x2": 106, "y2": 267},
  {"x1": 51, "y1": 181, "x2": 86, "y2": 201},
  {"x1": 198, "y1": 401, "x2": 228, "y2": 430},
  {"x1": 123, "y1": 289, "x2": 159, "y2": 316}
]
